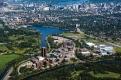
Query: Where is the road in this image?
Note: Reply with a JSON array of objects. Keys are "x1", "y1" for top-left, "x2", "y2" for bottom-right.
[
  {"x1": 76, "y1": 27, "x2": 84, "y2": 34},
  {"x1": 105, "y1": 42, "x2": 121, "y2": 48},
  {"x1": 18, "y1": 63, "x2": 26, "y2": 75},
  {"x1": 76, "y1": 27, "x2": 121, "y2": 48},
  {"x1": 3, "y1": 67, "x2": 13, "y2": 80}
]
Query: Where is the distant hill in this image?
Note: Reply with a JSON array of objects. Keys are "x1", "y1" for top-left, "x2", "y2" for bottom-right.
[{"x1": 89, "y1": 0, "x2": 121, "y2": 3}]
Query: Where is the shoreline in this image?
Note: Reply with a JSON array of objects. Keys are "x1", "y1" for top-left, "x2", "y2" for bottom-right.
[
  {"x1": 27, "y1": 26, "x2": 67, "y2": 47},
  {"x1": 0, "y1": 66, "x2": 10, "y2": 80},
  {"x1": 27, "y1": 24, "x2": 70, "y2": 31}
]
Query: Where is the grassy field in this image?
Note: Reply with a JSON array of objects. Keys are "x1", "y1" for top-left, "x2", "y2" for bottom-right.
[
  {"x1": 0, "y1": 26, "x2": 4, "y2": 29},
  {"x1": 0, "y1": 45, "x2": 9, "y2": 52},
  {"x1": 89, "y1": 71, "x2": 120, "y2": 78},
  {"x1": 114, "y1": 47, "x2": 121, "y2": 53},
  {"x1": 60, "y1": 32, "x2": 85, "y2": 39},
  {"x1": 0, "y1": 54, "x2": 20, "y2": 71},
  {"x1": 0, "y1": 45, "x2": 27, "y2": 54},
  {"x1": 9, "y1": 35, "x2": 19, "y2": 40},
  {"x1": 88, "y1": 39, "x2": 100, "y2": 43},
  {"x1": 71, "y1": 70, "x2": 83, "y2": 79},
  {"x1": 60, "y1": 32, "x2": 100, "y2": 43},
  {"x1": 7, "y1": 35, "x2": 40, "y2": 54}
]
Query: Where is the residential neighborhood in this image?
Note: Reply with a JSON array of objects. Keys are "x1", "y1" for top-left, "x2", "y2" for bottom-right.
[{"x1": 0, "y1": 0, "x2": 121, "y2": 80}]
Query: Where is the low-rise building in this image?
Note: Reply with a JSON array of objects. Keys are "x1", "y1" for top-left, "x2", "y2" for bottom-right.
[
  {"x1": 100, "y1": 51, "x2": 109, "y2": 56},
  {"x1": 86, "y1": 42, "x2": 95, "y2": 47},
  {"x1": 26, "y1": 61, "x2": 33, "y2": 68},
  {"x1": 97, "y1": 44, "x2": 115, "y2": 55},
  {"x1": 36, "y1": 56, "x2": 44, "y2": 61},
  {"x1": 81, "y1": 51, "x2": 91, "y2": 56}
]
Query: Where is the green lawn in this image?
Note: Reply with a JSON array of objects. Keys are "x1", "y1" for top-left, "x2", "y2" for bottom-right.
[
  {"x1": 60, "y1": 32, "x2": 85, "y2": 39},
  {"x1": 0, "y1": 44, "x2": 28, "y2": 54},
  {"x1": 89, "y1": 71, "x2": 120, "y2": 78},
  {"x1": 12, "y1": 48, "x2": 33, "y2": 54},
  {"x1": 88, "y1": 39, "x2": 100, "y2": 43},
  {"x1": 9, "y1": 36, "x2": 18, "y2": 40},
  {"x1": 0, "y1": 54, "x2": 20, "y2": 71},
  {"x1": 8, "y1": 35, "x2": 40, "y2": 54},
  {"x1": 9, "y1": 35, "x2": 20, "y2": 40},
  {"x1": 71, "y1": 70, "x2": 83, "y2": 79},
  {"x1": 115, "y1": 47, "x2": 121, "y2": 53},
  {"x1": 0, "y1": 45, "x2": 9, "y2": 52},
  {"x1": 0, "y1": 26, "x2": 4, "y2": 29}
]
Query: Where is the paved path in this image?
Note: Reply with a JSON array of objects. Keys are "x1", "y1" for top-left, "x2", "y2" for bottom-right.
[
  {"x1": 3, "y1": 67, "x2": 13, "y2": 80},
  {"x1": 76, "y1": 27, "x2": 84, "y2": 34},
  {"x1": 18, "y1": 63, "x2": 26, "y2": 75}
]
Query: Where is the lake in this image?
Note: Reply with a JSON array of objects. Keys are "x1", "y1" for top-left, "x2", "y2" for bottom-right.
[
  {"x1": 27, "y1": 26, "x2": 67, "y2": 47},
  {"x1": 0, "y1": 26, "x2": 66, "y2": 80}
]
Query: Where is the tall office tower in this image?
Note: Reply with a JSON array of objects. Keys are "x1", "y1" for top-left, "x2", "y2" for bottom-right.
[{"x1": 41, "y1": 47, "x2": 46, "y2": 57}]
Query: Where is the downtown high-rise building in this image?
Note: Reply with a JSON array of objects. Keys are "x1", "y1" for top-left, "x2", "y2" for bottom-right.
[{"x1": 41, "y1": 47, "x2": 46, "y2": 57}]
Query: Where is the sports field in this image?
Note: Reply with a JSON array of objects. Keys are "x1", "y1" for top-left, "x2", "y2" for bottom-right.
[{"x1": 0, "y1": 54, "x2": 20, "y2": 71}]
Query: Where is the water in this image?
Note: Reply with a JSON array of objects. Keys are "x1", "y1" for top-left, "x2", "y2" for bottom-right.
[
  {"x1": 95, "y1": 60, "x2": 121, "y2": 64},
  {"x1": 56, "y1": 0, "x2": 88, "y2": 6},
  {"x1": 27, "y1": 26, "x2": 67, "y2": 47},
  {"x1": 22, "y1": 59, "x2": 121, "y2": 80},
  {"x1": 0, "y1": 26, "x2": 66, "y2": 79},
  {"x1": 0, "y1": 66, "x2": 10, "y2": 80}
]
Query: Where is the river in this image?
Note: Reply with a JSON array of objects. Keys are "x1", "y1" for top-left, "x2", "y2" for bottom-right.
[
  {"x1": 0, "y1": 26, "x2": 66, "y2": 80},
  {"x1": 27, "y1": 26, "x2": 67, "y2": 47},
  {"x1": 23, "y1": 64, "x2": 74, "y2": 80},
  {"x1": 0, "y1": 66, "x2": 10, "y2": 80},
  {"x1": 23, "y1": 59, "x2": 121, "y2": 80}
]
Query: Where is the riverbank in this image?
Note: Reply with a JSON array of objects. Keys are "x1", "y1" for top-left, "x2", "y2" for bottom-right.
[
  {"x1": 0, "y1": 66, "x2": 10, "y2": 80},
  {"x1": 0, "y1": 26, "x2": 67, "y2": 80},
  {"x1": 27, "y1": 26, "x2": 67, "y2": 47},
  {"x1": 46, "y1": 35, "x2": 51, "y2": 53},
  {"x1": 2, "y1": 67, "x2": 13, "y2": 80},
  {"x1": 1, "y1": 55, "x2": 31, "y2": 80},
  {"x1": 0, "y1": 54, "x2": 20, "y2": 75},
  {"x1": 22, "y1": 60, "x2": 121, "y2": 80},
  {"x1": 23, "y1": 64, "x2": 75, "y2": 80}
]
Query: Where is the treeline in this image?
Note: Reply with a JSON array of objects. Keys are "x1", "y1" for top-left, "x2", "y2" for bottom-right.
[
  {"x1": 7, "y1": 55, "x2": 31, "y2": 79},
  {"x1": 30, "y1": 64, "x2": 86, "y2": 80},
  {"x1": 32, "y1": 12, "x2": 121, "y2": 42},
  {"x1": 47, "y1": 36, "x2": 56, "y2": 48},
  {"x1": 0, "y1": 19, "x2": 41, "y2": 54},
  {"x1": 78, "y1": 14, "x2": 121, "y2": 41},
  {"x1": 9, "y1": 52, "x2": 121, "y2": 80},
  {"x1": 0, "y1": 55, "x2": 29, "y2": 75},
  {"x1": 80, "y1": 72, "x2": 118, "y2": 80},
  {"x1": 0, "y1": 27, "x2": 40, "y2": 43},
  {"x1": 47, "y1": 35, "x2": 70, "y2": 49},
  {"x1": 31, "y1": 21, "x2": 75, "y2": 31},
  {"x1": 28, "y1": 61, "x2": 121, "y2": 80}
]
